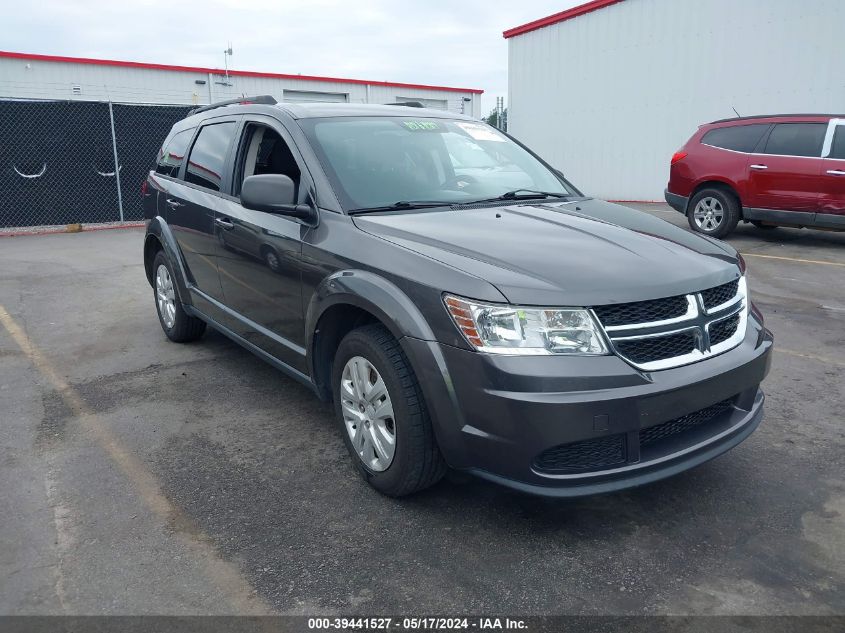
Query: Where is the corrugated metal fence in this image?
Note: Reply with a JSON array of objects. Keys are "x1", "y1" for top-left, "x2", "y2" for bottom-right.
[{"x1": 0, "y1": 99, "x2": 192, "y2": 228}]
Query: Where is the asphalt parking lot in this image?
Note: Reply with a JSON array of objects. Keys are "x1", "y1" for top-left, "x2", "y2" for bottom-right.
[{"x1": 1, "y1": 203, "x2": 843, "y2": 616}]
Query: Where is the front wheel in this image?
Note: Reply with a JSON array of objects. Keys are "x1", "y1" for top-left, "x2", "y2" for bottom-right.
[
  {"x1": 687, "y1": 188, "x2": 740, "y2": 239},
  {"x1": 332, "y1": 324, "x2": 446, "y2": 496}
]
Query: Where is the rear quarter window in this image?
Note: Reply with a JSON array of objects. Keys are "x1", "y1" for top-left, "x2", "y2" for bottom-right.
[
  {"x1": 155, "y1": 128, "x2": 194, "y2": 177},
  {"x1": 701, "y1": 124, "x2": 769, "y2": 153},
  {"x1": 828, "y1": 126, "x2": 845, "y2": 160}
]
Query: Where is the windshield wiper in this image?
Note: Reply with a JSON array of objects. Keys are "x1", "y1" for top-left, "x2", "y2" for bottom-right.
[
  {"x1": 464, "y1": 189, "x2": 573, "y2": 205},
  {"x1": 348, "y1": 200, "x2": 452, "y2": 215}
]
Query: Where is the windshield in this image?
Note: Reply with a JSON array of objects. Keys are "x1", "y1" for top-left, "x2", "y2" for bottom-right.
[{"x1": 299, "y1": 116, "x2": 574, "y2": 211}]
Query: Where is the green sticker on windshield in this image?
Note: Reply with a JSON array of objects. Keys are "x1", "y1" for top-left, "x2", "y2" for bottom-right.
[{"x1": 401, "y1": 120, "x2": 441, "y2": 131}]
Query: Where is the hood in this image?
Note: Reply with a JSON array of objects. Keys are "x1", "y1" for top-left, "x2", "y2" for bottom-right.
[{"x1": 352, "y1": 199, "x2": 740, "y2": 306}]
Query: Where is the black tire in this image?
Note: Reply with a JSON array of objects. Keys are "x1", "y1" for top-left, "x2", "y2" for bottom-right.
[
  {"x1": 687, "y1": 188, "x2": 740, "y2": 239},
  {"x1": 751, "y1": 221, "x2": 777, "y2": 230},
  {"x1": 152, "y1": 250, "x2": 206, "y2": 343},
  {"x1": 332, "y1": 324, "x2": 446, "y2": 496}
]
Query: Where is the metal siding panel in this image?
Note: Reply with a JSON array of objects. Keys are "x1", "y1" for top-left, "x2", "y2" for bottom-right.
[
  {"x1": 0, "y1": 58, "x2": 480, "y2": 114},
  {"x1": 508, "y1": 0, "x2": 844, "y2": 200}
]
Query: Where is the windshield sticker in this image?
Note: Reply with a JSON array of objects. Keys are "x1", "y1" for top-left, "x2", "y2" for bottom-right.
[
  {"x1": 455, "y1": 122, "x2": 506, "y2": 142},
  {"x1": 401, "y1": 120, "x2": 442, "y2": 132}
]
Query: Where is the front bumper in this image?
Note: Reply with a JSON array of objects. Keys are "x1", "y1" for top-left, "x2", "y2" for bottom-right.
[
  {"x1": 665, "y1": 188, "x2": 689, "y2": 214},
  {"x1": 403, "y1": 313, "x2": 772, "y2": 497}
]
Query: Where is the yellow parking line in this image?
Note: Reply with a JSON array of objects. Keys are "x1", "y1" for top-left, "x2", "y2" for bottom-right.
[
  {"x1": 777, "y1": 347, "x2": 845, "y2": 368},
  {"x1": 741, "y1": 252, "x2": 845, "y2": 267},
  {"x1": 0, "y1": 305, "x2": 271, "y2": 615}
]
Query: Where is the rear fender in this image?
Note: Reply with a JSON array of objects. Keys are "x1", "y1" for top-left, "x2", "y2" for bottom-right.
[{"x1": 144, "y1": 217, "x2": 192, "y2": 306}]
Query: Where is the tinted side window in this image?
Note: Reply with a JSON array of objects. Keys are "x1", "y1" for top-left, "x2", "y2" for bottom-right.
[
  {"x1": 155, "y1": 128, "x2": 194, "y2": 177},
  {"x1": 184, "y1": 122, "x2": 238, "y2": 191},
  {"x1": 701, "y1": 124, "x2": 769, "y2": 152},
  {"x1": 829, "y1": 126, "x2": 845, "y2": 160},
  {"x1": 762, "y1": 123, "x2": 826, "y2": 157}
]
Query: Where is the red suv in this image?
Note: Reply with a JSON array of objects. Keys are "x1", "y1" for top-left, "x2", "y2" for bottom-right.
[{"x1": 666, "y1": 114, "x2": 845, "y2": 238}]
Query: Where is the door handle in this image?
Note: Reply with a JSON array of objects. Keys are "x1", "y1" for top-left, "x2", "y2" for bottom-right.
[
  {"x1": 827, "y1": 169, "x2": 845, "y2": 176},
  {"x1": 166, "y1": 198, "x2": 185, "y2": 208},
  {"x1": 750, "y1": 164, "x2": 768, "y2": 170},
  {"x1": 214, "y1": 217, "x2": 235, "y2": 230}
]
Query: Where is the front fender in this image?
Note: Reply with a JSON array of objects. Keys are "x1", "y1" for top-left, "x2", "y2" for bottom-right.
[
  {"x1": 144, "y1": 217, "x2": 192, "y2": 307},
  {"x1": 305, "y1": 270, "x2": 469, "y2": 463},
  {"x1": 305, "y1": 269, "x2": 436, "y2": 351}
]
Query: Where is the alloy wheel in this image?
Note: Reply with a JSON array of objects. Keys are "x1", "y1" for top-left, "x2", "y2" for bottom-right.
[
  {"x1": 155, "y1": 264, "x2": 177, "y2": 329},
  {"x1": 693, "y1": 197, "x2": 724, "y2": 232}
]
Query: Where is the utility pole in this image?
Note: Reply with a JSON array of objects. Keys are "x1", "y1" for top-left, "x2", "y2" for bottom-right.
[
  {"x1": 495, "y1": 96, "x2": 505, "y2": 130},
  {"x1": 223, "y1": 43, "x2": 232, "y2": 83}
]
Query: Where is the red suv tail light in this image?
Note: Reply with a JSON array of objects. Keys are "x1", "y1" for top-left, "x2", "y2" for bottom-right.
[
  {"x1": 141, "y1": 180, "x2": 148, "y2": 196},
  {"x1": 671, "y1": 151, "x2": 688, "y2": 165}
]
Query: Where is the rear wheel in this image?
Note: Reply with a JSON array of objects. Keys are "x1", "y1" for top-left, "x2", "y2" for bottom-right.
[
  {"x1": 687, "y1": 188, "x2": 740, "y2": 238},
  {"x1": 332, "y1": 324, "x2": 446, "y2": 496},
  {"x1": 152, "y1": 251, "x2": 206, "y2": 343}
]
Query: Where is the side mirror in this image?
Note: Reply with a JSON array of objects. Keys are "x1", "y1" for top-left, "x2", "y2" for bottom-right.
[{"x1": 241, "y1": 174, "x2": 314, "y2": 220}]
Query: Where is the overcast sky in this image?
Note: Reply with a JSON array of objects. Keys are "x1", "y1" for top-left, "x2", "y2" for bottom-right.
[{"x1": 0, "y1": 0, "x2": 581, "y2": 114}]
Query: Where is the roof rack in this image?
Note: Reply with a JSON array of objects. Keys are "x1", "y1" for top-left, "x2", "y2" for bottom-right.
[
  {"x1": 384, "y1": 101, "x2": 424, "y2": 108},
  {"x1": 189, "y1": 95, "x2": 277, "y2": 115},
  {"x1": 710, "y1": 113, "x2": 845, "y2": 124}
]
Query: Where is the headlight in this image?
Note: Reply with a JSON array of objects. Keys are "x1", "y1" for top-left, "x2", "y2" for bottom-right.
[{"x1": 444, "y1": 295, "x2": 609, "y2": 355}]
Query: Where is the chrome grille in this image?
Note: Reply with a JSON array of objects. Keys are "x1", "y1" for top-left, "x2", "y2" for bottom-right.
[
  {"x1": 593, "y1": 294, "x2": 688, "y2": 326},
  {"x1": 615, "y1": 330, "x2": 698, "y2": 364},
  {"x1": 593, "y1": 277, "x2": 747, "y2": 371},
  {"x1": 709, "y1": 314, "x2": 740, "y2": 346},
  {"x1": 702, "y1": 280, "x2": 739, "y2": 311}
]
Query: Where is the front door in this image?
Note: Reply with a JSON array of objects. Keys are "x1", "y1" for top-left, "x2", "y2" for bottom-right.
[
  {"x1": 744, "y1": 122, "x2": 826, "y2": 213},
  {"x1": 215, "y1": 117, "x2": 310, "y2": 373},
  {"x1": 819, "y1": 120, "x2": 845, "y2": 227}
]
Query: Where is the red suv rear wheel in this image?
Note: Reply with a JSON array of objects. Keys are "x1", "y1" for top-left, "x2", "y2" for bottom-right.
[{"x1": 687, "y1": 188, "x2": 740, "y2": 239}]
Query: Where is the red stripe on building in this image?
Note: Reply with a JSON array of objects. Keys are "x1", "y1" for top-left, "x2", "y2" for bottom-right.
[
  {"x1": 503, "y1": 0, "x2": 625, "y2": 38},
  {"x1": 0, "y1": 50, "x2": 484, "y2": 94}
]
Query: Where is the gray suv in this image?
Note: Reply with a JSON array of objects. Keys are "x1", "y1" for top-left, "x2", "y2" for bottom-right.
[{"x1": 142, "y1": 96, "x2": 773, "y2": 497}]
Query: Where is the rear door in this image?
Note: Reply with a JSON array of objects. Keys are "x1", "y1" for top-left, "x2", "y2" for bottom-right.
[
  {"x1": 744, "y1": 122, "x2": 826, "y2": 213},
  {"x1": 149, "y1": 127, "x2": 194, "y2": 220},
  {"x1": 166, "y1": 117, "x2": 240, "y2": 305},
  {"x1": 819, "y1": 119, "x2": 845, "y2": 227},
  {"x1": 214, "y1": 115, "x2": 311, "y2": 373}
]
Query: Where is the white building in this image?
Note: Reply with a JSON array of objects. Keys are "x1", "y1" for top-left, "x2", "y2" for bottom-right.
[
  {"x1": 0, "y1": 51, "x2": 482, "y2": 117},
  {"x1": 505, "y1": 0, "x2": 842, "y2": 201}
]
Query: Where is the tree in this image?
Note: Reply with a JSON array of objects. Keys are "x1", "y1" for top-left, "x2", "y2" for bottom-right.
[{"x1": 483, "y1": 107, "x2": 507, "y2": 131}]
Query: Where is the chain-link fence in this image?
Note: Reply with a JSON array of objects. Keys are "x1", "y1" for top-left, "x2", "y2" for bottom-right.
[{"x1": 0, "y1": 99, "x2": 192, "y2": 229}]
